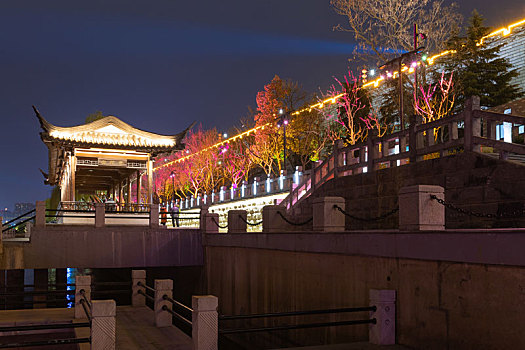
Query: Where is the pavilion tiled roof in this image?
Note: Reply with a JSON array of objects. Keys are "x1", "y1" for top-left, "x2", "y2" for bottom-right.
[{"x1": 34, "y1": 106, "x2": 192, "y2": 186}]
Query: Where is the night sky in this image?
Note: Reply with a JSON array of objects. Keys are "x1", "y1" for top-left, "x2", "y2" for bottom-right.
[{"x1": 0, "y1": 0, "x2": 523, "y2": 209}]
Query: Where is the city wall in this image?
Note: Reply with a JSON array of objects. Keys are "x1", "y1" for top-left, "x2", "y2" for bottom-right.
[
  {"x1": 204, "y1": 231, "x2": 525, "y2": 349},
  {"x1": 0, "y1": 226, "x2": 203, "y2": 270}
]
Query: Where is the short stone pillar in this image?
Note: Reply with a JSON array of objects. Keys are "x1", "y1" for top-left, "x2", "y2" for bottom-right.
[
  {"x1": 75, "y1": 275, "x2": 91, "y2": 319},
  {"x1": 95, "y1": 202, "x2": 105, "y2": 228},
  {"x1": 132, "y1": 270, "x2": 146, "y2": 307},
  {"x1": 399, "y1": 185, "x2": 445, "y2": 231},
  {"x1": 203, "y1": 213, "x2": 219, "y2": 234},
  {"x1": 91, "y1": 299, "x2": 116, "y2": 350},
  {"x1": 262, "y1": 205, "x2": 287, "y2": 233},
  {"x1": 25, "y1": 221, "x2": 33, "y2": 238},
  {"x1": 150, "y1": 204, "x2": 159, "y2": 228},
  {"x1": 192, "y1": 295, "x2": 218, "y2": 350},
  {"x1": 312, "y1": 197, "x2": 345, "y2": 232},
  {"x1": 154, "y1": 279, "x2": 173, "y2": 327},
  {"x1": 369, "y1": 289, "x2": 396, "y2": 345},
  {"x1": 35, "y1": 201, "x2": 46, "y2": 227},
  {"x1": 228, "y1": 210, "x2": 247, "y2": 233}
]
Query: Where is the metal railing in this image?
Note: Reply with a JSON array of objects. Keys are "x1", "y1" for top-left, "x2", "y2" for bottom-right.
[
  {"x1": 79, "y1": 288, "x2": 92, "y2": 321},
  {"x1": 1, "y1": 209, "x2": 36, "y2": 237},
  {"x1": 218, "y1": 305, "x2": 377, "y2": 334}
]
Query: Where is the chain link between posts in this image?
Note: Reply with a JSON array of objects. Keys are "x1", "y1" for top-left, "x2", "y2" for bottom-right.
[
  {"x1": 430, "y1": 194, "x2": 525, "y2": 218},
  {"x1": 238, "y1": 215, "x2": 263, "y2": 226},
  {"x1": 211, "y1": 217, "x2": 228, "y2": 229},
  {"x1": 276, "y1": 211, "x2": 313, "y2": 226},
  {"x1": 333, "y1": 205, "x2": 399, "y2": 222}
]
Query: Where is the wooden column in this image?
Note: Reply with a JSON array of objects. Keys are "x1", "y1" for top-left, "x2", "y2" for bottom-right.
[
  {"x1": 147, "y1": 158, "x2": 153, "y2": 204},
  {"x1": 70, "y1": 154, "x2": 76, "y2": 201},
  {"x1": 136, "y1": 171, "x2": 142, "y2": 204},
  {"x1": 118, "y1": 180, "x2": 123, "y2": 204},
  {"x1": 127, "y1": 177, "x2": 132, "y2": 204}
]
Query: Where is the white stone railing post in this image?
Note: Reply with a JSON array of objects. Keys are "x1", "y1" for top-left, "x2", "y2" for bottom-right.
[
  {"x1": 369, "y1": 289, "x2": 396, "y2": 345},
  {"x1": 35, "y1": 201, "x2": 46, "y2": 227},
  {"x1": 203, "y1": 213, "x2": 220, "y2": 234},
  {"x1": 95, "y1": 202, "x2": 105, "y2": 228},
  {"x1": 192, "y1": 295, "x2": 218, "y2": 350},
  {"x1": 399, "y1": 185, "x2": 445, "y2": 231},
  {"x1": 312, "y1": 197, "x2": 345, "y2": 232},
  {"x1": 132, "y1": 270, "x2": 146, "y2": 307},
  {"x1": 154, "y1": 279, "x2": 173, "y2": 327},
  {"x1": 91, "y1": 299, "x2": 116, "y2": 350},
  {"x1": 228, "y1": 210, "x2": 247, "y2": 233},
  {"x1": 150, "y1": 204, "x2": 159, "y2": 228},
  {"x1": 75, "y1": 275, "x2": 91, "y2": 319}
]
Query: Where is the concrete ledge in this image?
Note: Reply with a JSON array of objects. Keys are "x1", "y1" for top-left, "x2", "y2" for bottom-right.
[
  {"x1": 203, "y1": 229, "x2": 525, "y2": 266},
  {"x1": 12, "y1": 227, "x2": 203, "y2": 269}
]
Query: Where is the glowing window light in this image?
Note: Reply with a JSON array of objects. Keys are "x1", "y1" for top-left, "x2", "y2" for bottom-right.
[{"x1": 369, "y1": 69, "x2": 375, "y2": 76}]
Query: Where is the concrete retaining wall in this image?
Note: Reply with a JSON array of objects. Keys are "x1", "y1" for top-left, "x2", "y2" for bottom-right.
[
  {"x1": 205, "y1": 232, "x2": 525, "y2": 349},
  {"x1": 1, "y1": 226, "x2": 203, "y2": 269}
]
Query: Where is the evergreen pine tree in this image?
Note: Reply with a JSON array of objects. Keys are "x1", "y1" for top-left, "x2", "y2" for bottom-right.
[{"x1": 442, "y1": 10, "x2": 522, "y2": 110}]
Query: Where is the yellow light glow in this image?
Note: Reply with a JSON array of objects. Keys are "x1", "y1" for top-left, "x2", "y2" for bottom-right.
[{"x1": 49, "y1": 130, "x2": 175, "y2": 147}]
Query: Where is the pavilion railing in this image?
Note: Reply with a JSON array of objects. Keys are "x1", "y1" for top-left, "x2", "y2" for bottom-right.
[{"x1": 282, "y1": 96, "x2": 525, "y2": 212}]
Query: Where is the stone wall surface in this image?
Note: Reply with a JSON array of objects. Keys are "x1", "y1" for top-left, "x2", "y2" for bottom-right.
[
  {"x1": 1, "y1": 226, "x2": 203, "y2": 269},
  {"x1": 291, "y1": 152, "x2": 525, "y2": 230},
  {"x1": 206, "y1": 245, "x2": 525, "y2": 350}
]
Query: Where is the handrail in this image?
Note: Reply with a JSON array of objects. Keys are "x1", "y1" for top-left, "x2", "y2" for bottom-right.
[
  {"x1": 0, "y1": 338, "x2": 91, "y2": 349},
  {"x1": 137, "y1": 289, "x2": 155, "y2": 302},
  {"x1": 161, "y1": 305, "x2": 193, "y2": 326},
  {"x1": 1, "y1": 215, "x2": 35, "y2": 233},
  {"x1": 219, "y1": 318, "x2": 376, "y2": 334},
  {"x1": 162, "y1": 294, "x2": 193, "y2": 313},
  {"x1": 0, "y1": 322, "x2": 90, "y2": 332},
  {"x1": 137, "y1": 281, "x2": 155, "y2": 293},
  {"x1": 1, "y1": 209, "x2": 36, "y2": 227},
  {"x1": 219, "y1": 305, "x2": 376, "y2": 320}
]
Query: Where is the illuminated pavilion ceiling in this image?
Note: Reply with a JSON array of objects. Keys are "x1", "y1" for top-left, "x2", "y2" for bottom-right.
[{"x1": 34, "y1": 106, "x2": 191, "y2": 186}]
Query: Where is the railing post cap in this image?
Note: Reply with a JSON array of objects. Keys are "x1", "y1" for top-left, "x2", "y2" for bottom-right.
[
  {"x1": 312, "y1": 196, "x2": 345, "y2": 205},
  {"x1": 132, "y1": 270, "x2": 146, "y2": 279},
  {"x1": 154, "y1": 279, "x2": 173, "y2": 290},
  {"x1": 192, "y1": 295, "x2": 218, "y2": 311},
  {"x1": 91, "y1": 299, "x2": 116, "y2": 317},
  {"x1": 370, "y1": 289, "x2": 396, "y2": 302},
  {"x1": 399, "y1": 185, "x2": 444, "y2": 195},
  {"x1": 75, "y1": 275, "x2": 91, "y2": 285}
]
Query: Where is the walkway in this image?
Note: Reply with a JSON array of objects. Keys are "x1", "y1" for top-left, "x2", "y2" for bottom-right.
[{"x1": 0, "y1": 306, "x2": 192, "y2": 350}]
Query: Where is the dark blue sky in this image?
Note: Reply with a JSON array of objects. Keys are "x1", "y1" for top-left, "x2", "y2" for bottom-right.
[{"x1": 0, "y1": 0, "x2": 523, "y2": 209}]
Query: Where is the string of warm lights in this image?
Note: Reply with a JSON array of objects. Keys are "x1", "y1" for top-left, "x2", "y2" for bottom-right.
[
  {"x1": 362, "y1": 16, "x2": 525, "y2": 88},
  {"x1": 154, "y1": 15, "x2": 525, "y2": 172},
  {"x1": 154, "y1": 93, "x2": 347, "y2": 171}
]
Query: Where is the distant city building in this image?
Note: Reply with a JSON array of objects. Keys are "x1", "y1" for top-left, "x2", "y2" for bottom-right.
[
  {"x1": 14, "y1": 202, "x2": 35, "y2": 216},
  {"x1": 491, "y1": 24, "x2": 525, "y2": 92}
]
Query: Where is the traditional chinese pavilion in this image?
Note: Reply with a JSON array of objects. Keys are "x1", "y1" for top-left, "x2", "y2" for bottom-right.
[{"x1": 35, "y1": 106, "x2": 189, "y2": 205}]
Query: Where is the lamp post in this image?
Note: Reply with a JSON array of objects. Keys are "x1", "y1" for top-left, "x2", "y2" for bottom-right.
[{"x1": 277, "y1": 108, "x2": 289, "y2": 173}]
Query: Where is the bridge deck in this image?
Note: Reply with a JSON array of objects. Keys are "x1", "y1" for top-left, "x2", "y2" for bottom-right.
[{"x1": 0, "y1": 306, "x2": 192, "y2": 350}]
